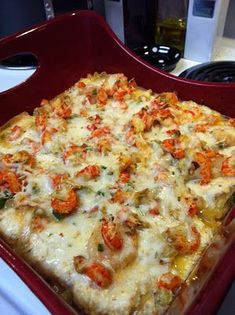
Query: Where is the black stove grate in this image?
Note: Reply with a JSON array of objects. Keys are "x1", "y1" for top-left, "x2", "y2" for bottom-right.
[{"x1": 179, "y1": 61, "x2": 235, "y2": 83}]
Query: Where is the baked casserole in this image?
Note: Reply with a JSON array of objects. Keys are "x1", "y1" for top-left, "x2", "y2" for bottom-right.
[{"x1": 0, "y1": 72, "x2": 234, "y2": 314}]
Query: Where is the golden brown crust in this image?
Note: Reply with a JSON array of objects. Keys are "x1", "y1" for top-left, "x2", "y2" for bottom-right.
[
  {"x1": 0, "y1": 112, "x2": 30, "y2": 133},
  {"x1": 0, "y1": 112, "x2": 35, "y2": 145}
]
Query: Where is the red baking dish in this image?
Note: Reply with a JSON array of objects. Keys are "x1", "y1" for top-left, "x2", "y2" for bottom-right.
[{"x1": 0, "y1": 10, "x2": 234, "y2": 315}]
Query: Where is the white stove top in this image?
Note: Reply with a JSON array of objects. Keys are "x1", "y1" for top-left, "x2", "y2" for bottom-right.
[{"x1": 0, "y1": 68, "x2": 35, "y2": 93}]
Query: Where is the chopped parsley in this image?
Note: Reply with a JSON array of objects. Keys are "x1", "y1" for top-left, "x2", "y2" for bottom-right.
[
  {"x1": 97, "y1": 243, "x2": 104, "y2": 252},
  {"x1": 32, "y1": 183, "x2": 40, "y2": 194},
  {"x1": 96, "y1": 190, "x2": 105, "y2": 197},
  {"x1": 0, "y1": 191, "x2": 13, "y2": 209},
  {"x1": 52, "y1": 210, "x2": 66, "y2": 221}
]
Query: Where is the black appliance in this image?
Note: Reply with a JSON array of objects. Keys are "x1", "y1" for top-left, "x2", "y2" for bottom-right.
[{"x1": 0, "y1": 0, "x2": 91, "y2": 39}]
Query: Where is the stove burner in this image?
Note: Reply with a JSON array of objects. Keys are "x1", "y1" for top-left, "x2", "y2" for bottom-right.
[{"x1": 179, "y1": 61, "x2": 235, "y2": 83}]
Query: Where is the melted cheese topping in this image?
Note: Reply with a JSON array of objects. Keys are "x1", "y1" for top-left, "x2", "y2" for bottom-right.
[{"x1": 0, "y1": 72, "x2": 234, "y2": 315}]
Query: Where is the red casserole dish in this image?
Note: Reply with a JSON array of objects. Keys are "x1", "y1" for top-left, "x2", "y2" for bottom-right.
[{"x1": 0, "y1": 10, "x2": 234, "y2": 315}]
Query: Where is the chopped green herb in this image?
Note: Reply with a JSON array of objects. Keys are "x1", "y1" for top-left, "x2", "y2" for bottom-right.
[
  {"x1": 3, "y1": 191, "x2": 13, "y2": 199},
  {"x1": 96, "y1": 190, "x2": 105, "y2": 197},
  {"x1": 217, "y1": 141, "x2": 226, "y2": 149},
  {"x1": 92, "y1": 89, "x2": 97, "y2": 95},
  {"x1": 0, "y1": 191, "x2": 13, "y2": 209},
  {"x1": 52, "y1": 210, "x2": 66, "y2": 221},
  {"x1": 101, "y1": 165, "x2": 107, "y2": 170},
  {"x1": 48, "y1": 233, "x2": 53, "y2": 237},
  {"x1": 156, "y1": 288, "x2": 173, "y2": 307},
  {"x1": 177, "y1": 197, "x2": 181, "y2": 201},
  {"x1": 97, "y1": 243, "x2": 104, "y2": 252},
  {"x1": 32, "y1": 183, "x2": 40, "y2": 194},
  {"x1": 0, "y1": 198, "x2": 7, "y2": 209}
]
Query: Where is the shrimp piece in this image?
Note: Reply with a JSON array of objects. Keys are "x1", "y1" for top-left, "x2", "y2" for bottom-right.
[
  {"x1": 77, "y1": 81, "x2": 86, "y2": 89},
  {"x1": 228, "y1": 118, "x2": 235, "y2": 127},
  {"x1": 51, "y1": 98, "x2": 72, "y2": 119},
  {"x1": 63, "y1": 145, "x2": 86, "y2": 164},
  {"x1": 13, "y1": 150, "x2": 35, "y2": 167},
  {"x1": 166, "y1": 129, "x2": 181, "y2": 137},
  {"x1": 119, "y1": 154, "x2": 132, "y2": 172},
  {"x1": 128, "y1": 79, "x2": 137, "y2": 89},
  {"x1": 9, "y1": 125, "x2": 22, "y2": 141},
  {"x1": 97, "y1": 88, "x2": 108, "y2": 105},
  {"x1": 172, "y1": 148, "x2": 185, "y2": 159},
  {"x1": 76, "y1": 165, "x2": 100, "y2": 180},
  {"x1": 35, "y1": 109, "x2": 47, "y2": 132},
  {"x1": 157, "y1": 272, "x2": 182, "y2": 293},
  {"x1": 221, "y1": 156, "x2": 235, "y2": 177},
  {"x1": 51, "y1": 189, "x2": 78, "y2": 214},
  {"x1": 90, "y1": 126, "x2": 110, "y2": 138},
  {"x1": 138, "y1": 108, "x2": 155, "y2": 131},
  {"x1": 194, "y1": 123, "x2": 209, "y2": 133},
  {"x1": 119, "y1": 171, "x2": 131, "y2": 183},
  {"x1": 88, "y1": 218, "x2": 138, "y2": 271},
  {"x1": 161, "y1": 139, "x2": 185, "y2": 159},
  {"x1": 154, "y1": 164, "x2": 168, "y2": 182},
  {"x1": 187, "y1": 202, "x2": 198, "y2": 217},
  {"x1": 111, "y1": 189, "x2": 127, "y2": 204},
  {"x1": 87, "y1": 115, "x2": 101, "y2": 131},
  {"x1": 118, "y1": 209, "x2": 150, "y2": 229},
  {"x1": 195, "y1": 150, "x2": 221, "y2": 185},
  {"x1": 41, "y1": 128, "x2": 57, "y2": 145},
  {"x1": 1, "y1": 154, "x2": 13, "y2": 166},
  {"x1": 49, "y1": 173, "x2": 69, "y2": 189},
  {"x1": 101, "y1": 218, "x2": 123, "y2": 251},
  {"x1": 23, "y1": 138, "x2": 41, "y2": 154},
  {"x1": 118, "y1": 154, "x2": 133, "y2": 182},
  {"x1": 1, "y1": 151, "x2": 35, "y2": 168},
  {"x1": 164, "y1": 224, "x2": 200, "y2": 255},
  {"x1": 97, "y1": 138, "x2": 111, "y2": 153},
  {"x1": 161, "y1": 138, "x2": 175, "y2": 153},
  {"x1": 149, "y1": 207, "x2": 160, "y2": 216},
  {"x1": 157, "y1": 108, "x2": 173, "y2": 119},
  {"x1": 73, "y1": 255, "x2": 112, "y2": 288},
  {"x1": 160, "y1": 92, "x2": 178, "y2": 106},
  {"x1": 2, "y1": 170, "x2": 21, "y2": 194},
  {"x1": 31, "y1": 215, "x2": 49, "y2": 233},
  {"x1": 131, "y1": 109, "x2": 155, "y2": 133},
  {"x1": 113, "y1": 89, "x2": 128, "y2": 101},
  {"x1": 84, "y1": 262, "x2": 112, "y2": 288},
  {"x1": 126, "y1": 128, "x2": 136, "y2": 146},
  {"x1": 195, "y1": 152, "x2": 211, "y2": 185}
]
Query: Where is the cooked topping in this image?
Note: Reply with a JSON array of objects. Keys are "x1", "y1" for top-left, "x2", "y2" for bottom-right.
[
  {"x1": 51, "y1": 189, "x2": 79, "y2": 214},
  {"x1": 157, "y1": 272, "x2": 182, "y2": 293},
  {"x1": 101, "y1": 218, "x2": 123, "y2": 251},
  {"x1": 0, "y1": 72, "x2": 234, "y2": 315},
  {"x1": 83, "y1": 261, "x2": 113, "y2": 288}
]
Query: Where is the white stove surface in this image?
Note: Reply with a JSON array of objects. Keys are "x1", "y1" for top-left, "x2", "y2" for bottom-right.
[
  {"x1": 0, "y1": 68, "x2": 35, "y2": 93},
  {"x1": 0, "y1": 55, "x2": 234, "y2": 314}
]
